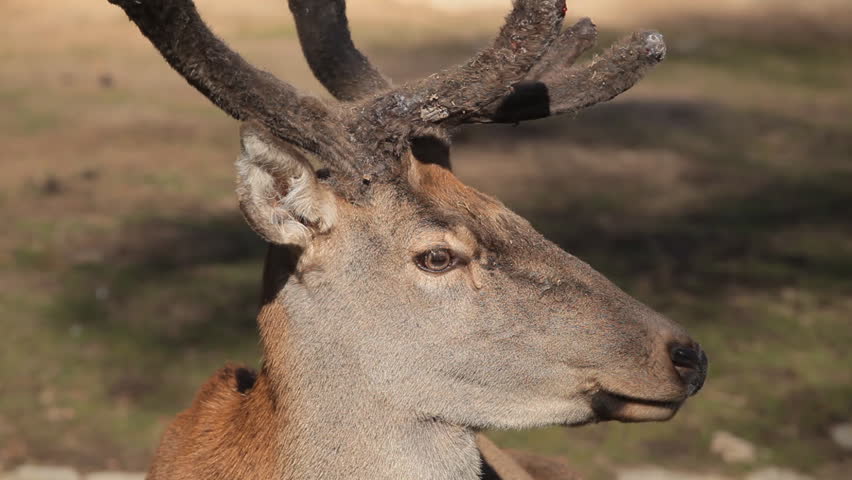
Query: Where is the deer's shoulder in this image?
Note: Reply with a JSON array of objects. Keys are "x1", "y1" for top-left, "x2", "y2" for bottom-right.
[{"x1": 147, "y1": 365, "x2": 278, "y2": 480}]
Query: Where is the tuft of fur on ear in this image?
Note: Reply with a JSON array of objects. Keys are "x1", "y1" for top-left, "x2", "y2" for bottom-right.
[{"x1": 236, "y1": 121, "x2": 338, "y2": 248}]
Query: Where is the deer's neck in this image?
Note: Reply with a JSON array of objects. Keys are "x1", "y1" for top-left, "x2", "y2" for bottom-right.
[{"x1": 257, "y1": 247, "x2": 482, "y2": 480}]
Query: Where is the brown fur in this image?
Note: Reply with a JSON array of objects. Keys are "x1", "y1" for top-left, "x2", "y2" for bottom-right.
[
  {"x1": 148, "y1": 366, "x2": 279, "y2": 480},
  {"x1": 149, "y1": 365, "x2": 580, "y2": 480},
  {"x1": 146, "y1": 200, "x2": 594, "y2": 479},
  {"x1": 145, "y1": 153, "x2": 705, "y2": 478}
]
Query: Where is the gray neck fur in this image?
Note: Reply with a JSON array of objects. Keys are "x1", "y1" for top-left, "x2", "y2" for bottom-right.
[{"x1": 271, "y1": 284, "x2": 482, "y2": 480}]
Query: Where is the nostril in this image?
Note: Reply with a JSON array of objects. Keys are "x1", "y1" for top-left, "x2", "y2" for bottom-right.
[
  {"x1": 671, "y1": 346, "x2": 702, "y2": 371},
  {"x1": 670, "y1": 344, "x2": 708, "y2": 396}
]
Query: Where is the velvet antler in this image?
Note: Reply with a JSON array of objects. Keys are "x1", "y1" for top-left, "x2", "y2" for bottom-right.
[
  {"x1": 288, "y1": 0, "x2": 391, "y2": 101},
  {"x1": 358, "y1": 0, "x2": 568, "y2": 129},
  {"x1": 111, "y1": 0, "x2": 668, "y2": 180},
  {"x1": 473, "y1": 23, "x2": 667, "y2": 124},
  {"x1": 108, "y1": 0, "x2": 350, "y2": 163}
]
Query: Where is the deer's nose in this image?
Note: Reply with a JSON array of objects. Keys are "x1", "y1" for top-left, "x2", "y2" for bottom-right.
[{"x1": 670, "y1": 344, "x2": 708, "y2": 396}]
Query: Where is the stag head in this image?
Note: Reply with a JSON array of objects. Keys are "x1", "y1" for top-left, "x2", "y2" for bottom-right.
[{"x1": 110, "y1": 0, "x2": 706, "y2": 430}]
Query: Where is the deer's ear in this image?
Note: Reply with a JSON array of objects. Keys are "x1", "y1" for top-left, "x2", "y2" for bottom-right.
[{"x1": 236, "y1": 121, "x2": 338, "y2": 248}]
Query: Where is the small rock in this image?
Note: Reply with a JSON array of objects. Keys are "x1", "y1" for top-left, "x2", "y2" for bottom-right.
[
  {"x1": 5, "y1": 465, "x2": 80, "y2": 480},
  {"x1": 95, "y1": 286, "x2": 110, "y2": 302},
  {"x1": 617, "y1": 466, "x2": 730, "y2": 480},
  {"x1": 829, "y1": 422, "x2": 852, "y2": 450},
  {"x1": 69, "y1": 324, "x2": 84, "y2": 338},
  {"x1": 744, "y1": 467, "x2": 814, "y2": 480},
  {"x1": 40, "y1": 176, "x2": 63, "y2": 195},
  {"x1": 710, "y1": 430, "x2": 757, "y2": 463},
  {"x1": 98, "y1": 73, "x2": 114, "y2": 89},
  {"x1": 85, "y1": 472, "x2": 146, "y2": 480}
]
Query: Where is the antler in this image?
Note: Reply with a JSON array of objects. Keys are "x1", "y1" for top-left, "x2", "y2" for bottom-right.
[
  {"x1": 288, "y1": 0, "x2": 390, "y2": 101},
  {"x1": 359, "y1": 0, "x2": 568, "y2": 129},
  {"x1": 472, "y1": 21, "x2": 667, "y2": 123},
  {"x1": 112, "y1": 0, "x2": 668, "y2": 181},
  {"x1": 108, "y1": 0, "x2": 349, "y2": 162},
  {"x1": 350, "y1": 6, "x2": 665, "y2": 129}
]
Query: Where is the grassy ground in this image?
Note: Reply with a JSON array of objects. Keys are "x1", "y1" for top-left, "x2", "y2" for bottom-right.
[{"x1": 1, "y1": 1, "x2": 850, "y2": 478}]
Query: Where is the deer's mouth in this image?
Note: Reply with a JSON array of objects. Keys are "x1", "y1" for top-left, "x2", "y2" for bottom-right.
[{"x1": 591, "y1": 391, "x2": 685, "y2": 422}]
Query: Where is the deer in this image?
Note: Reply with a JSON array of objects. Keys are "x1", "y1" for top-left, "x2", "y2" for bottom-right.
[{"x1": 107, "y1": 1, "x2": 709, "y2": 479}]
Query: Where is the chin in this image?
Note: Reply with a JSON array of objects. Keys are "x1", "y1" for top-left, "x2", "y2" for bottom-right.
[{"x1": 591, "y1": 391, "x2": 685, "y2": 423}]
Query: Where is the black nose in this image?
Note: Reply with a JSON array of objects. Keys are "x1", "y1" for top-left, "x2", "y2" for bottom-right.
[{"x1": 670, "y1": 344, "x2": 708, "y2": 396}]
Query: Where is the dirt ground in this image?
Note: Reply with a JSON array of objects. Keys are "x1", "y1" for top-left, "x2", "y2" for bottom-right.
[{"x1": 1, "y1": 1, "x2": 851, "y2": 478}]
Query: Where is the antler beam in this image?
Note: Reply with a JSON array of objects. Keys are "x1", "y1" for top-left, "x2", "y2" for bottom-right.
[
  {"x1": 109, "y1": 0, "x2": 347, "y2": 161},
  {"x1": 360, "y1": 0, "x2": 567, "y2": 129},
  {"x1": 288, "y1": 0, "x2": 391, "y2": 101}
]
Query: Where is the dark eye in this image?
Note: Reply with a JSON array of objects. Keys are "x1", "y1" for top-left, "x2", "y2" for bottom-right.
[{"x1": 416, "y1": 248, "x2": 456, "y2": 273}]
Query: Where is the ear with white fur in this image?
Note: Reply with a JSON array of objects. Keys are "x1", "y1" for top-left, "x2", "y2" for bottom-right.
[{"x1": 235, "y1": 121, "x2": 337, "y2": 248}]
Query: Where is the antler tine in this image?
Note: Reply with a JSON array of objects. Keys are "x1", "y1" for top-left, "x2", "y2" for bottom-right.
[
  {"x1": 528, "y1": 17, "x2": 599, "y2": 81},
  {"x1": 109, "y1": 0, "x2": 348, "y2": 161},
  {"x1": 470, "y1": 23, "x2": 668, "y2": 124},
  {"x1": 288, "y1": 0, "x2": 391, "y2": 101},
  {"x1": 359, "y1": 0, "x2": 567, "y2": 129}
]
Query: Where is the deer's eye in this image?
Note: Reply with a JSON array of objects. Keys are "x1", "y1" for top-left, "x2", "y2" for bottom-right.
[{"x1": 416, "y1": 248, "x2": 456, "y2": 273}]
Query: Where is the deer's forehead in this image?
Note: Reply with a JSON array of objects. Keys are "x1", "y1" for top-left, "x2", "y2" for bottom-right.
[
  {"x1": 385, "y1": 164, "x2": 539, "y2": 252},
  {"x1": 408, "y1": 163, "x2": 503, "y2": 216}
]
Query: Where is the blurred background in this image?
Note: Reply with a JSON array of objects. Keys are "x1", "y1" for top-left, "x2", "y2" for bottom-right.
[{"x1": 1, "y1": 0, "x2": 850, "y2": 479}]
